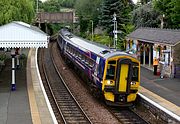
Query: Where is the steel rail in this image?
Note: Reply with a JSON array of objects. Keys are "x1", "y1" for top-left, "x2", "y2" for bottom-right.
[
  {"x1": 41, "y1": 42, "x2": 92, "y2": 124},
  {"x1": 109, "y1": 107, "x2": 149, "y2": 124},
  {"x1": 39, "y1": 48, "x2": 64, "y2": 123}
]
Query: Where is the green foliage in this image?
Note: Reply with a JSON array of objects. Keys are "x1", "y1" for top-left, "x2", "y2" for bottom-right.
[
  {"x1": 139, "y1": 0, "x2": 151, "y2": 4},
  {"x1": 75, "y1": 0, "x2": 102, "y2": 36},
  {"x1": 0, "y1": 53, "x2": 6, "y2": 61},
  {"x1": 40, "y1": 0, "x2": 61, "y2": 12},
  {"x1": 90, "y1": 34, "x2": 112, "y2": 46},
  {"x1": 153, "y1": 0, "x2": 180, "y2": 28},
  {"x1": 40, "y1": 0, "x2": 76, "y2": 12},
  {"x1": 132, "y1": 3, "x2": 160, "y2": 28},
  {"x1": 99, "y1": 0, "x2": 133, "y2": 33},
  {"x1": 0, "y1": 0, "x2": 35, "y2": 25},
  {"x1": 20, "y1": 53, "x2": 26, "y2": 59},
  {"x1": 98, "y1": 0, "x2": 134, "y2": 49},
  {"x1": 170, "y1": 1, "x2": 180, "y2": 28},
  {"x1": 117, "y1": 24, "x2": 134, "y2": 50},
  {"x1": 62, "y1": 0, "x2": 76, "y2": 8},
  {"x1": 38, "y1": 0, "x2": 76, "y2": 35}
]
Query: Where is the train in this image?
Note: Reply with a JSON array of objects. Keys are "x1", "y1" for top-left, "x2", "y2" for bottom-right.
[{"x1": 57, "y1": 29, "x2": 140, "y2": 106}]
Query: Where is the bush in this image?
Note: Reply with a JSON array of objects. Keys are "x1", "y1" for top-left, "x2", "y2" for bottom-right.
[
  {"x1": 0, "y1": 53, "x2": 6, "y2": 61},
  {"x1": 92, "y1": 34, "x2": 112, "y2": 47}
]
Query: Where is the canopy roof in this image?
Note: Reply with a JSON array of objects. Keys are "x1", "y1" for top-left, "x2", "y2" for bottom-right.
[
  {"x1": 0, "y1": 21, "x2": 49, "y2": 48},
  {"x1": 127, "y1": 27, "x2": 180, "y2": 46}
]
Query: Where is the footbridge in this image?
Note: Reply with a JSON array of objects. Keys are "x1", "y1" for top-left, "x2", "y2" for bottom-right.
[{"x1": 37, "y1": 12, "x2": 77, "y2": 23}]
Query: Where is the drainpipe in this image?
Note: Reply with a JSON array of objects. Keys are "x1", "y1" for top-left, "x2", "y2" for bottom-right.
[{"x1": 170, "y1": 46, "x2": 174, "y2": 78}]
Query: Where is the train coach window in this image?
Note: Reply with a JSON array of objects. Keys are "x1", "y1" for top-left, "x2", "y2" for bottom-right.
[
  {"x1": 89, "y1": 59, "x2": 94, "y2": 68},
  {"x1": 132, "y1": 66, "x2": 139, "y2": 81},
  {"x1": 106, "y1": 65, "x2": 115, "y2": 80},
  {"x1": 70, "y1": 48, "x2": 73, "y2": 53},
  {"x1": 66, "y1": 46, "x2": 68, "y2": 52},
  {"x1": 81, "y1": 55, "x2": 85, "y2": 62}
]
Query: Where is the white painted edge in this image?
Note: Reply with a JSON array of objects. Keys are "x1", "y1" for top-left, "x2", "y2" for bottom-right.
[
  {"x1": 35, "y1": 48, "x2": 58, "y2": 124},
  {"x1": 138, "y1": 93, "x2": 180, "y2": 122}
]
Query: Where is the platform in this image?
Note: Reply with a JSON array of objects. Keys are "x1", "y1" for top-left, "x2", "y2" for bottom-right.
[
  {"x1": 139, "y1": 66, "x2": 180, "y2": 121},
  {"x1": 0, "y1": 49, "x2": 32, "y2": 124},
  {"x1": 27, "y1": 48, "x2": 55, "y2": 124},
  {"x1": 0, "y1": 49, "x2": 56, "y2": 124}
]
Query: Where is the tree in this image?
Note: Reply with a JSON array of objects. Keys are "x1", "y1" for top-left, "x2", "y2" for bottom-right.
[
  {"x1": 40, "y1": 0, "x2": 61, "y2": 12},
  {"x1": 132, "y1": 3, "x2": 160, "y2": 28},
  {"x1": 75, "y1": 0, "x2": 102, "y2": 37},
  {"x1": 139, "y1": 0, "x2": 151, "y2": 4},
  {"x1": 0, "y1": 0, "x2": 35, "y2": 25},
  {"x1": 99, "y1": 0, "x2": 134, "y2": 33},
  {"x1": 62, "y1": 0, "x2": 76, "y2": 8},
  {"x1": 99, "y1": 0, "x2": 134, "y2": 49},
  {"x1": 153, "y1": 0, "x2": 180, "y2": 29}
]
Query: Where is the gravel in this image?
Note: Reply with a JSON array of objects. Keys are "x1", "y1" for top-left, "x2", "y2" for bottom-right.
[{"x1": 51, "y1": 42, "x2": 120, "y2": 124}]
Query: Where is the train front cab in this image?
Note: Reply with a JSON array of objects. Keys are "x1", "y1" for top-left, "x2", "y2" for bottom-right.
[{"x1": 102, "y1": 56, "x2": 140, "y2": 106}]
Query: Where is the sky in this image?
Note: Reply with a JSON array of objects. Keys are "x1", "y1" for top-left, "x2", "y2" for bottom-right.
[
  {"x1": 40, "y1": 0, "x2": 138, "y2": 4},
  {"x1": 133, "y1": 0, "x2": 138, "y2": 4}
]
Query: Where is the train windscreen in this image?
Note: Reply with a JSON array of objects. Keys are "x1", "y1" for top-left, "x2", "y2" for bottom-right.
[
  {"x1": 106, "y1": 61, "x2": 116, "y2": 80},
  {"x1": 132, "y1": 65, "x2": 139, "y2": 82}
]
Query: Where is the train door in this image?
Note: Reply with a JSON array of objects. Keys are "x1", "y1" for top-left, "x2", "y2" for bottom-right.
[
  {"x1": 93, "y1": 56, "x2": 100, "y2": 84},
  {"x1": 94, "y1": 56, "x2": 100, "y2": 76},
  {"x1": 115, "y1": 59, "x2": 132, "y2": 94}
]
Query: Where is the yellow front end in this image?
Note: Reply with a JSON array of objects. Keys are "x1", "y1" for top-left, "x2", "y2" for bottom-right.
[{"x1": 102, "y1": 56, "x2": 140, "y2": 106}]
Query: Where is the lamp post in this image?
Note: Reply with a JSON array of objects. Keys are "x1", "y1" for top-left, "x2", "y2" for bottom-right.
[
  {"x1": 90, "y1": 20, "x2": 94, "y2": 41},
  {"x1": 36, "y1": 0, "x2": 38, "y2": 14},
  {"x1": 36, "y1": 0, "x2": 41, "y2": 28},
  {"x1": 11, "y1": 49, "x2": 16, "y2": 91},
  {"x1": 113, "y1": 13, "x2": 117, "y2": 49},
  {"x1": 160, "y1": 14, "x2": 165, "y2": 29}
]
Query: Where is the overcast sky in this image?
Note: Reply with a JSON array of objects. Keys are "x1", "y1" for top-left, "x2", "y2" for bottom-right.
[{"x1": 40, "y1": 0, "x2": 138, "y2": 4}]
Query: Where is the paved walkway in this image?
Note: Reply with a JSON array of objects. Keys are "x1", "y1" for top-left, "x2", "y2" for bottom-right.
[
  {"x1": 0, "y1": 51, "x2": 32, "y2": 124},
  {"x1": 0, "y1": 49, "x2": 55, "y2": 124},
  {"x1": 27, "y1": 48, "x2": 54, "y2": 124},
  {"x1": 140, "y1": 66, "x2": 180, "y2": 107}
]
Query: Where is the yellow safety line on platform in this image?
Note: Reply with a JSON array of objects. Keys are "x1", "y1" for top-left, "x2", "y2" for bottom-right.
[{"x1": 27, "y1": 49, "x2": 41, "y2": 124}]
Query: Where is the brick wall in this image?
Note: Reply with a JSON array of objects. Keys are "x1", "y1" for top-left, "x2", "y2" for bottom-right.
[
  {"x1": 174, "y1": 43, "x2": 180, "y2": 65},
  {"x1": 173, "y1": 43, "x2": 180, "y2": 78}
]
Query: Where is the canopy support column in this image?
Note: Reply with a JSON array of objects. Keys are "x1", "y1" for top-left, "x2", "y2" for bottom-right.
[
  {"x1": 143, "y1": 48, "x2": 146, "y2": 65},
  {"x1": 11, "y1": 49, "x2": 16, "y2": 91},
  {"x1": 149, "y1": 46, "x2": 151, "y2": 67}
]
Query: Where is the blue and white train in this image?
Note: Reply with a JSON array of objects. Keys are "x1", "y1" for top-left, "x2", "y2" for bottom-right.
[{"x1": 57, "y1": 29, "x2": 140, "y2": 106}]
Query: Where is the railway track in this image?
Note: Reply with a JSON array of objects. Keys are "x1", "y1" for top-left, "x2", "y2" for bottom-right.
[
  {"x1": 52, "y1": 41, "x2": 151, "y2": 124},
  {"x1": 109, "y1": 107, "x2": 149, "y2": 124},
  {"x1": 38, "y1": 42, "x2": 92, "y2": 124}
]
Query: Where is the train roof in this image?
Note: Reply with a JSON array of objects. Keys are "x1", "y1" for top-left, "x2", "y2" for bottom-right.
[
  {"x1": 71, "y1": 36, "x2": 108, "y2": 55},
  {"x1": 60, "y1": 29, "x2": 133, "y2": 59}
]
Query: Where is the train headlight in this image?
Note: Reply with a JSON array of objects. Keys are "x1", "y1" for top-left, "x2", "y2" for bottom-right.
[
  {"x1": 131, "y1": 81, "x2": 136, "y2": 85},
  {"x1": 106, "y1": 80, "x2": 114, "y2": 85},
  {"x1": 107, "y1": 80, "x2": 111, "y2": 85}
]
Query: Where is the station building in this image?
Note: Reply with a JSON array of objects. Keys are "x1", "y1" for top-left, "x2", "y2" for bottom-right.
[{"x1": 126, "y1": 27, "x2": 180, "y2": 78}]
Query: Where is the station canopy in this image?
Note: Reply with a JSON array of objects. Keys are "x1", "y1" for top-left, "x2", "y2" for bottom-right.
[{"x1": 0, "y1": 21, "x2": 49, "y2": 48}]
